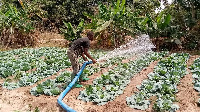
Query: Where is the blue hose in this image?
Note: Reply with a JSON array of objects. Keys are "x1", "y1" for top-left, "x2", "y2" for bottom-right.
[{"x1": 57, "y1": 61, "x2": 93, "y2": 112}]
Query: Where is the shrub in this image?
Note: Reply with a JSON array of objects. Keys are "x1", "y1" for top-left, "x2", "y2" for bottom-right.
[{"x1": 0, "y1": 3, "x2": 36, "y2": 48}]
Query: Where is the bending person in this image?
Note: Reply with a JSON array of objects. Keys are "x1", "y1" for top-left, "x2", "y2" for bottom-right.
[{"x1": 67, "y1": 31, "x2": 97, "y2": 87}]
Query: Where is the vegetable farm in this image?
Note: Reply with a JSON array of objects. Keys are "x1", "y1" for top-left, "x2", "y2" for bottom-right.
[
  {"x1": 0, "y1": 47, "x2": 200, "y2": 112},
  {"x1": 0, "y1": 0, "x2": 200, "y2": 112}
]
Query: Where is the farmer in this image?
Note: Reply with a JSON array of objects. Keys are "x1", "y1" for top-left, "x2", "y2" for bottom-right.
[{"x1": 67, "y1": 31, "x2": 97, "y2": 87}]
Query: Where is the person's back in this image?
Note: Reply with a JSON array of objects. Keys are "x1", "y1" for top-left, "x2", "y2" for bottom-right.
[{"x1": 70, "y1": 37, "x2": 90, "y2": 57}]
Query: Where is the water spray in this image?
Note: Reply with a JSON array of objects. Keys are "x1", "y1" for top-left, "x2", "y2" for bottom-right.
[{"x1": 97, "y1": 34, "x2": 155, "y2": 62}]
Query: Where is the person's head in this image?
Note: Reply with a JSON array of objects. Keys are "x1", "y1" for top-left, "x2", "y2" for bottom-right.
[{"x1": 87, "y1": 31, "x2": 94, "y2": 41}]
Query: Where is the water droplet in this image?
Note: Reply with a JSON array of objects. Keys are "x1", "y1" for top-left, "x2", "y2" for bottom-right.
[{"x1": 97, "y1": 34, "x2": 155, "y2": 62}]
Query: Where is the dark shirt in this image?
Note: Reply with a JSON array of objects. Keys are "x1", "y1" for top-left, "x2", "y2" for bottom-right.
[{"x1": 70, "y1": 37, "x2": 90, "y2": 56}]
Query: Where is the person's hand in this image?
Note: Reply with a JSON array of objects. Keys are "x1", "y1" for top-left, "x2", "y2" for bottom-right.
[
  {"x1": 85, "y1": 59, "x2": 89, "y2": 61},
  {"x1": 92, "y1": 59, "x2": 97, "y2": 64}
]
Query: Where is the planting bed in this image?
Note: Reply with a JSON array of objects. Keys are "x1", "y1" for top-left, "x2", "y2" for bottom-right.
[{"x1": 0, "y1": 47, "x2": 200, "y2": 112}]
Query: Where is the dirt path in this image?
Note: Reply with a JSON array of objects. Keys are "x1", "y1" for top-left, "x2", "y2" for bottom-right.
[
  {"x1": 176, "y1": 55, "x2": 200, "y2": 112},
  {"x1": 0, "y1": 81, "x2": 62, "y2": 112}
]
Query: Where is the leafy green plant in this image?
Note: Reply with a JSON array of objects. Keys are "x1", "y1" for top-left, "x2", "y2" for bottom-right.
[
  {"x1": 0, "y1": 3, "x2": 35, "y2": 48},
  {"x1": 78, "y1": 51, "x2": 168, "y2": 105},
  {"x1": 127, "y1": 53, "x2": 189, "y2": 111},
  {"x1": 80, "y1": 65, "x2": 101, "y2": 80},
  {"x1": 84, "y1": 0, "x2": 138, "y2": 47},
  {"x1": 190, "y1": 57, "x2": 200, "y2": 104},
  {"x1": 30, "y1": 70, "x2": 72, "y2": 96},
  {"x1": 31, "y1": 79, "x2": 61, "y2": 96},
  {"x1": 60, "y1": 19, "x2": 84, "y2": 41},
  {"x1": 137, "y1": 10, "x2": 172, "y2": 38},
  {"x1": 1, "y1": 47, "x2": 71, "y2": 89}
]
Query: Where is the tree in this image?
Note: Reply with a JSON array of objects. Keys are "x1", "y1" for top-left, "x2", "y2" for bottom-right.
[{"x1": 171, "y1": 0, "x2": 200, "y2": 50}]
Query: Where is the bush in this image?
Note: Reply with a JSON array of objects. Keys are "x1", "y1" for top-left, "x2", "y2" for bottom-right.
[
  {"x1": 0, "y1": 3, "x2": 36, "y2": 48},
  {"x1": 25, "y1": 0, "x2": 97, "y2": 27}
]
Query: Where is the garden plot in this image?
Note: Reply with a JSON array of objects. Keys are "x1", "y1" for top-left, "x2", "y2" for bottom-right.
[
  {"x1": 190, "y1": 57, "x2": 200, "y2": 103},
  {"x1": 126, "y1": 53, "x2": 189, "y2": 111},
  {"x1": 0, "y1": 48, "x2": 110, "y2": 86},
  {"x1": 78, "y1": 51, "x2": 168, "y2": 105},
  {"x1": 1, "y1": 48, "x2": 200, "y2": 112},
  {"x1": 1, "y1": 47, "x2": 106, "y2": 90},
  {"x1": 30, "y1": 65, "x2": 101, "y2": 96},
  {"x1": 30, "y1": 52, "x2": 130, "y2": 97},
  {"x1": 1, "y1": 47, "x2": 71, "y2": 89}
]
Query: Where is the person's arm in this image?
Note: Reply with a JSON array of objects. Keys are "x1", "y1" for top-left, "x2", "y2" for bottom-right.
[
  {"x1": 84, "y1": 48, "x2": 97, "y2": 64},
  {"x1": 81, "y1": 52, "x2": 88, "y2": 61}
]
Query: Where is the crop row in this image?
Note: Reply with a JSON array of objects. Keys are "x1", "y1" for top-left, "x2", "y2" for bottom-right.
[
  {"x1": 189, "y1": 57, "x2": 200, "y2": 104},
  {"x1": 30, "y1": 71, "x2": 71, "y2": 96},
  {"x1": 1, "y1": 47, "x2": 106, "y2": 90},
  {"x1": 30, "y1": 65, "x2": 101, "y2": 96},
  {"x1": 29, "y1": 54, "x2": 126, "y2": 96},
  {"x1": 2, "y1": 47, "x2": 71, "y2": 89},
  {"x1": 78, "y1": 51, "x2": 168, "y2": 105},
  {"x1": 126, "y1": 53, "x2": 189, "y2": 111}
]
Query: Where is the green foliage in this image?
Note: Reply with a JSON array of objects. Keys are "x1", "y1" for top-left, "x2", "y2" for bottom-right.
[
  {"x1": 137, "y1": 10, "x2": 173, "y2": 38},
  {"x1": 78, "y1": 51, "x2": 168, "y2": 105},
  {"x1": 1, "y1": 47, "x2": 71, "y2": 90},
  {"x1": 127, "y1": 53, "x2": 189, "y2": 111},
  {"x1": 80, "y1": 65, "x2": 101, "y2": 80},
  {"x1": 30, "y1": 55, "x2": 102, "y2": 96},
  {"x1": 31, "y1": 79, "x2": 61, "y2": 96},
  {"x1": 84, "y1": 0, "x2": 139, "y2": 47},
  {"x1": 30, "y1": 70, "x2": 71, "y2": 96},
  {"x1": 60, "y1": 19, "x2": 84, "y2": 41},
  {"x1": 0, "y1": 0, "x2": 199, "y2": 50},
  {"x1": 84, "y1": 0, "x2": 127, "y2": 31},
  {"x1": 1, "y1": 47, "x2": 107, "y2": 91},
  {"x1": 23, "y1": 0, "x2": 96, "y2": 27},
  {"x1": 0, "y1": 2, "x2": 35, "y2": 48},
  {"x1": 132, "y1": 0, "x2": 160, "y2": 16},
  {"x1": 190, "y1": 57, "x2": 200, "y2": 103},
  {"x1": 169, "y1": 0, "x2": 200, "y2": 50},
  {"x1": 55, "y1": 71, "x2": 71, "y2": 83},
  {"x1": 0, "y1": 3, "x2": 34, "y2": 32}
]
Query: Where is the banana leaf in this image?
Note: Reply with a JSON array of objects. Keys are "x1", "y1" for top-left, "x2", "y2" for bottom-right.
[{"x1": 95, "y1": 19, "x2": 113, "y2": 33}]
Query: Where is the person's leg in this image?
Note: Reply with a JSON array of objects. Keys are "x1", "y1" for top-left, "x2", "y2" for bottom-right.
[
  {"x1": 67, "y1": 50, "x2": 79, "y2": 81},
  {"x1": 67, "y1": 50, "x2": 82, "y2": 87},
  {"x1": 72, "y1": 56, "x2": 79, "y2": 81}
]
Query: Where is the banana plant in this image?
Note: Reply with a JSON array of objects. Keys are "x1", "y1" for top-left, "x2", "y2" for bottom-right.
[
  {"x1": 0, "y1": 4, "x2": 34, "y2": 33},
  {"x1": 60, "y1": 19, "x2": 84, "y2": 41},
  {"x1": 83, "y1": 0, "x2": 138, "y2": 47},
  {"x1": 94, "y1": 0, "x2": 126, "y2": 33},
  {"x1": 137, "y1": 10, "x2": 172, "y2": 38},
  {"x1": 156, "y1": 11, "x2": 171, "y2": 30},
  {"x1": 0, "y1": 4, "x2": 34, "y2": 47}
]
